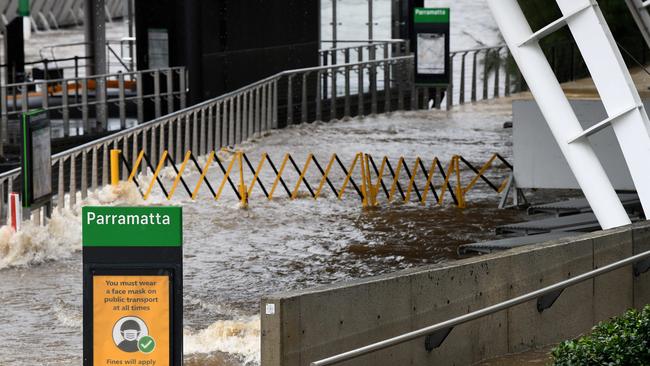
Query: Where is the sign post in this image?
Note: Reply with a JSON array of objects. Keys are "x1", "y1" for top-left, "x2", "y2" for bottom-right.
[
  {"x1": 413, "y1": 8, "x2": 450, "y2": 86},
  {"x1": 83, "y1": 206, "x2": 183, "y2": 366},
  {"x1": 21, "y1": 109, "x2": 52, "y2": 220}
]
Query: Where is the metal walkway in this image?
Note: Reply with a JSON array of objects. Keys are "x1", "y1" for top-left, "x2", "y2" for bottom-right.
[
  {"x1": 458, "y1": 232, "x2": 579, "y2": 255},
  {"x1": 527, "y1": 193, "x2": 640, "y2": 216}
]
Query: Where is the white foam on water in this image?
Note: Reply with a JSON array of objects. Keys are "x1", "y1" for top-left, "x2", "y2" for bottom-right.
[
  {"x1": 184, "y1": 316, "x2": 261, "y2": 365},
  {"x1": 0, "y1": 182, "x2": 145, "y2": 269}
]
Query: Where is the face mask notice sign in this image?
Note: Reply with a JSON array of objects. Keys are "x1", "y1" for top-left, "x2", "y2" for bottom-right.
[
  {"x1": 93, "y1": 275, "x2": 170, "y2": 366},
  {"x1": 83, "y1": 207, "x2": 182, "y2": 366}
]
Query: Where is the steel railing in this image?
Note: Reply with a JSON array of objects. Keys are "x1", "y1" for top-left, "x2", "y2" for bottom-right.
[
  {"x1": 0, "y1": 56, "x2": 415, "y2": 222},
  {"x1": 0, "y1": 42, "x2": 525, "y2": 223},
  {"x1": 310, "y1": 248, "x2": 650, "y2": 366},
  {"x1": 0, "y1": 66, "x2": 187, "y2": 144}
]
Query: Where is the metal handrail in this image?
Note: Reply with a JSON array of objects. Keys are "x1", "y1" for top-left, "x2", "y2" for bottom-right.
[{"x1": 311, "y1": 248, "x2": 650, "y2": 366}]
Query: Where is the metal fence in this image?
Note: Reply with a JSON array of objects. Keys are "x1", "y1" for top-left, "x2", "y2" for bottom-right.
[
  {"x1": 0, "y1": 66, "x2": 186, "y2": 146},
  {"x1": 0, "y1": 41, "x2": 525, "y2": 223}
]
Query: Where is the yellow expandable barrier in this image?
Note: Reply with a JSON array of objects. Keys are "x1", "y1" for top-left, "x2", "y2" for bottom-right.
[{"x1": 109, "y1": 149, "x2": 513, "y2": 208}]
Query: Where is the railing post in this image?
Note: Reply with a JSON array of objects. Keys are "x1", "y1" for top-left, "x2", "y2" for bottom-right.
[
  {"x1": 493, "y1": 48, "x2": 501, "y2": 98},
  {"x1": 256, "y1": 87, "x2": 262, "y2": 135},
  {"x1": 228, "y1": 98, "x2": 235, "y2": 145},
  {"x1": 1, "y1": 85, "x2": 7, "y2": 155},
  {"x1": 397, "y1": 62, "x2": 405, "y2": 111},
  {"x1": 358, "y1": 64, "x2": 365, "y2": 117},
  {"x1": 483, "y1": 49, "x2": 490, "y2": 100},
  {"x1": 272, "y1": 79, "x2": 278, "y2": 129},
  {"x1": 97, "y1": 75, "x2": 107, "y2": 132},
  {"x1": 322, "y1": 50, "x2": 329, "y2": 98},
  {"x1": 370, "y1": 46, "x2": 378, "y2": 115},
  {"x1": 344, "y1": 65, "x2": 351, "y2": 118},
  {"x1": 41, "y1": 81, "x2": 49, "y2": 112},
  {"x1": 316, "y1": 70, "x2": 323, "y2": 122},
  {"x1": 344, "y1": 49, "x2": 351, "y2": 119},
  {"x1": 446, "y1": 53, "x2": 454, "y2": 110},
  {"x1": 459, "y1": 52, "x2": 467, "y2": 105},
  {"x1": 247, "y1": 92, "x2": 254, "y2": 139},
  {"x1": 82, "y1": 78, "x2": 89, "y2": 133},
  {"x1": 471, "y1": 51, "x2": 478, "y2": 102},
  {"x1": 241, "y1": 93, "x2": 248, "y2": 140},
  {"x1": 61, "y1": 81, "x2": 70, "y2": 137},
  {"x1": 504, "y1": 50, "x2": 511, "y2": 97},
  {"x1": 200, "y1": 108, "x2": 207, "y2": 154},
  {"x1": 236, "y1": 94, "x2": 242, "y2": 143},
  {"x1": 166, "y1": 68, "x2": 174, "y2": 114},
  {"x1": 384, "y1": 53, "x2": 391, "y2": 113},
  {"x1": 179, "y1": 68, "x2": 187, "y2": 109},
  {"x1": 118, "y1": 72, "x2": 126, "y2": 129},
  {"x1": 136, "y1": 71, "x2": 144, "y2": 123},
  {"x1": 154, "y1": 70, "x2": 161, "y2": 118},
  {"x1": 262, "y1": 84, "x2": 268, "y2": 131},
  {"x1": 287, "y1": 75, "x2": 294, "y2": 125},
  {"x1": 301, "y1": 73, "x2": 308, "y2": 123},
  {"x1": 330, "y1": 67, "x2": 337, "y2": 121}
]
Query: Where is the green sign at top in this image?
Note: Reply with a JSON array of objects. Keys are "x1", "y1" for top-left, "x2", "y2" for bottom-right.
[
  {"x1": 82, "y1": 206, "x2": 182, "y2": 247},
  {"x1": 414, "y1": 8, "x2": 449, "y2": 24},
  {"x1": 18, "y1": 0, "x2": 30, "y2": 16}
]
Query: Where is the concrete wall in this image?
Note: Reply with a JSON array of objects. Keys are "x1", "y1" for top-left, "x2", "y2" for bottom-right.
[{"x1": 261, "y1": 221, "x2": 650, "y2": 366}]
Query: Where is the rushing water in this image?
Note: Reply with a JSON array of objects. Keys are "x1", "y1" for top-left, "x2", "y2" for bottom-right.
[{"x1": 0, "y1": 4, "x2": 519, "y2": 365}]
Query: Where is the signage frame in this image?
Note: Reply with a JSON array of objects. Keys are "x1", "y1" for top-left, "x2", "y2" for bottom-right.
[
  {"x1": 21, "y1": 109, "x2": 52, "y2": 212},
  {"x1": 413, "y1": 7, "x2": 451, "y2": 86},
  {"x1": 82, "y1": 206, "x2": 183, "y2": 366}
]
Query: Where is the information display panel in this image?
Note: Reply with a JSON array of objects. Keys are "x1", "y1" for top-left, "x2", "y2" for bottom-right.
[
  {"x1": 21, "y1": 110, "x2": 52, "y2": 207},
  {"x1": 93, "y1": 274, "x2": 171, "y2": 366},
  {"x1": 413, "y1": 8, "x2": 450, "y2": 86}
]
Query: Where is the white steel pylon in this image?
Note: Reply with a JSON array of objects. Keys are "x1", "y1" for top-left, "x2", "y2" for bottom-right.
[
  {"x1": 625, "y1": 0, "x2": 650, "y2": 49},
  {"x1": 485, "y1": 0, "x2": 642, "y2": 229}
]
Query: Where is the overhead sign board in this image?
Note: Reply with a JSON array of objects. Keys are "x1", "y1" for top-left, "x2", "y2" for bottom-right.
[
  {"x1": 83, "y1": 206, "x2": 183, "y2": 366},
  {"x1": 413, "y1": 8, "x2": 450, "y2": 86}
]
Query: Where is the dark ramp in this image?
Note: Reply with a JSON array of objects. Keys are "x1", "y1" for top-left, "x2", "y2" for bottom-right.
[
  {"x1": 458, "y1": 232, "x2": 579, "y2": 255},
  {"x1": 528, "y1": 193, "x2": 639, "y2": 216},
  {"x1": 496, "y1": 212, "x2": 602, "y2": 235}
]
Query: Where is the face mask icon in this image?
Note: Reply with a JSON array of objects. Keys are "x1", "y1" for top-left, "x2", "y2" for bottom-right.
[
  {"x1": 114, "y1": 317, "x2": 148, "y2": 352},
  {"x1": 122, "y1": 329, "x2": 139, "y2": 341}
]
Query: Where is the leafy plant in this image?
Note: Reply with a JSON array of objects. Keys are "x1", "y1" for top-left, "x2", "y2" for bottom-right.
[{"x1": 551, "y1": 305, "x2": 650, "y2": 366}]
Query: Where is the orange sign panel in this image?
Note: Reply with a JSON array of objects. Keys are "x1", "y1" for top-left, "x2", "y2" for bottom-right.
[{"x1": 93, "y1": 275, "x2": 170, "y2": 366}]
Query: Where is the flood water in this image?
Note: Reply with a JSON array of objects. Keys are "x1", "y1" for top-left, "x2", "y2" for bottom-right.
[
  {"x1": 0, "y1": 3, "x2": 528, "y2": 366},
  {"x1": 0, "y1": 102, "x2": 527, "y2": 365}
]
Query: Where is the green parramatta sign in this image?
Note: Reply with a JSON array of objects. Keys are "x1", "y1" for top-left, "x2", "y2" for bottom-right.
[{"x1": 82, "y1": 206, "x2": 182, "y2": 247}]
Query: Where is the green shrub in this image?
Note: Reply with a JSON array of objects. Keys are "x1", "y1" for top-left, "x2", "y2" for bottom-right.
[{"x1": 551, "y1": 305, "x2": 650, "y2": 366}]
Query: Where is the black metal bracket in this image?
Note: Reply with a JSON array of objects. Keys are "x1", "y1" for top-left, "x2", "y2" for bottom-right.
[
  {"x1": 537, "y1": 288, "x2": 564, "y2": 313},
  {"x1": 634, "y1": 258, "x2": 650, "y2": 277},
  {"x1": 424, "y1": 327, "x2": 453, "y2": 352}
]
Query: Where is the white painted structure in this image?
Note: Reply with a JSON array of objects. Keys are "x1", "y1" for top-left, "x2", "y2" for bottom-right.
[
  {"x1": 485, "y1": 0, "x2": 650, "y2": 229},
  {"x1": 625, "y1": 0, "x2": 650, "y2": 49}
]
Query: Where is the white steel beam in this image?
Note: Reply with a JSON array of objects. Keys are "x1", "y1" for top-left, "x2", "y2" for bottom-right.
[
  {"x1": 625, "y1": 0, "x2": 650, "y2": 49},
  {"x1": 558, "y1": 0, "x2": 650, "y2": 219},
  {"x1": 486, "y1": 0, "x2": 631, "y2": 229}
]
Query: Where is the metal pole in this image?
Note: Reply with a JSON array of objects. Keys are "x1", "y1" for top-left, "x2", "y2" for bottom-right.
[
  {"x1": 332, "y1": 0, "x2": 337, "y2": 49},
  {"x1": 368, "y1": 0, "x2": 373, "y2": 40}
]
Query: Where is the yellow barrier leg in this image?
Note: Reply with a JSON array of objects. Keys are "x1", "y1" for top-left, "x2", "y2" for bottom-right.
[
  {"x1": 110, "y1": 149, "x2": 122, "y2": 187},
  {"x1": 455, "y1": 156, "x2": 466, "y2": 208},
  {"x1": 238, "y1": 152, "x2": 248, "y2": 208}
]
